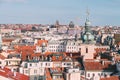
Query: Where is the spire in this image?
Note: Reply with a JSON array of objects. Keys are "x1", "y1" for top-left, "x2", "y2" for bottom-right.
[
  {"x1": 86, "y1": 8, "x2": 90, "y2": 20},
  {"x1": 82, "y1": 8, "x2": 95, "y2": 44},
  {"x1": 85, "y1": 8, "x2": 91, "y2": 29}
]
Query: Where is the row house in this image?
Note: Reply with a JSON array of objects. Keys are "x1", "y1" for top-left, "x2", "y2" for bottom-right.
[
  {"x1": 47, "y1": 40, "x2": 82, "y2": 53},
  {"x1": 64, "y1": 67, "x2": 81, "y2": 80},
  {"x1": 0, "y1": 66, "x2": 29, "y2": 80},
  {"x1": 19, "y1": 53, "x2": 76, "y2": 80},
  {"x1": 0, "y1": 52, "x2": 21, "y2": 71},
  {"x1": 1, "y1": 29, "x2": 21, "y2": 37},
  {"x1": 83, "y1": 60, "x2": 115, "y2": 80}
]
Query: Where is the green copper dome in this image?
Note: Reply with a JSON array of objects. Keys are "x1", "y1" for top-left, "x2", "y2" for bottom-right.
[
  {"x1": 82, "y1": 16, "x2": 95, "y2": 44},
  {"x1": 83, "y1": 32, "x2": 94, "y2": 41}
]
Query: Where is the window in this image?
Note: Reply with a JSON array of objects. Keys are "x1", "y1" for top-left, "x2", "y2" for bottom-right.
[
  {"x1": 34, "y1": 70, "x2": 37, "y2": 74},
  {"x1": 35, "y1": 63, "x2": 37, "y2": 66},
  {"x1": 40, "y1": 69, "x2": 43, "y2": 72},
  {"x1": 46, "y1": 63, "x2": 47, "y2": 66},
  {"x1": 41, "y1": 63, "x2": 43, "y2": 66},
  {"x1": 101, "y1": 73, "x2": 103, "y2": 76},
  {"x1": 48, "y1": 63, "x2": 50, "y2": 66},
  {"x1": 34, "y1": 76, "x2": 37, "y2": 80},
  {"x1": 98, "y1": 73, "x2": 100, "y2": 76},
  {"x1": 29, "y1": 64, "x2": 32, "y2": 66},
  {"x1": 81, "y1": 71, "x2": 84, "y2": 75},
  {"x1": 56, "y1": 56, "x2": 59, "y2": 59},
  {"x1": 92, "y1": 73, "x2": 95, "y2": 76},
  {"x1": 64, "y1": 63, "x2": 66, "y2": 65},
  {"x1": 86, "y1": 48, "x2": 88, "y2": 53},
  {"x1": 66, "y1": 63, "x2": 71, "y2": 66},
  {"x1": 25, "y1": 70, "x2": 27, "y2": 73},
  {"x1": 88, "y1": 73, "x2": 90, "y2": 77}
]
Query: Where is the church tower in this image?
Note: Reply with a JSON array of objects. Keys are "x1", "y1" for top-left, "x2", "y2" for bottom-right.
[
  {"x1": 82, "y1": 9, "x2": 95, "y2": 44},
  {"x1": 80, "y1": 9, "x2": 96, "y2": 61}
]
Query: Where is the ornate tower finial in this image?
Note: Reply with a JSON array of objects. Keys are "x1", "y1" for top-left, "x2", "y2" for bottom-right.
[{"x1": 86, "y1": 8, "x2": 90, "y2": 20}]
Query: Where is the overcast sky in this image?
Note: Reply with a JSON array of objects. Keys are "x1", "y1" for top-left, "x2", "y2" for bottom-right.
[{"x1": 0, "y1": 0, "x2": 119, "y2": 26}]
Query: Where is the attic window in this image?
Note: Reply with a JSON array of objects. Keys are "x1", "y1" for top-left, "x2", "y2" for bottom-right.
[{"x1": 56, "y1": 56, "x2": 59, "y2": 59}]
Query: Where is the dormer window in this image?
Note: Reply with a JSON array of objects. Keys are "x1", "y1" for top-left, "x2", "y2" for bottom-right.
[{"x1": 56, "y1": 56, "x2": 59, "y2": 59}]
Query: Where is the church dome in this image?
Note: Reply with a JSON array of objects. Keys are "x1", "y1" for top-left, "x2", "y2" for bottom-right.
[{"x1": 83, "y1": 32, "x2": 94, "y2": 41}]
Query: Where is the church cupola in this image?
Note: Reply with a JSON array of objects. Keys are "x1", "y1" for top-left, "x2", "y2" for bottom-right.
[{"x1": 82, "y1": 9, "x2": 95, "y2": 44}]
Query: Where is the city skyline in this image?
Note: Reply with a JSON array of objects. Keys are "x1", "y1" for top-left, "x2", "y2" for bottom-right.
[{"x1": 0, "y1": 0, "x2": 120, "y2": 26}]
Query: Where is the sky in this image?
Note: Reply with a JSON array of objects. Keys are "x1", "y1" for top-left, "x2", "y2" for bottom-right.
[{"x1": 0, "y1": 0, "x2": 120, "y2": 26}]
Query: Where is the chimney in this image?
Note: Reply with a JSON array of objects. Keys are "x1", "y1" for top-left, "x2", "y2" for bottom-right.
[
  {"x1": 70, "y1": 53, "x2": 72, "y2": 57},
  {"x1": 93, "y1": 76, "x2": 100, "y2": 80},
  {"x1": 11, "y1": 68, "x2": 14, "y2": 72},
  {"x1": 14, "y1": 72, "x2": 17, "y2": 77},
  {"x1": 1, "y1": 66, "x2": 4, "y2": 69},
  {"x1": 106, "y1": 75, "x2": 110, "y2": 78},
  {"x1": 101, "y1": 61, "x2": 105, "y2": 65}
]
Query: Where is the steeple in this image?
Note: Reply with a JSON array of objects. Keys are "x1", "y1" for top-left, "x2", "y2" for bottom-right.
[
  {"x1": 85, "y1": 8, "x2": 91, "y2": 32},
  {"x1": 82, "y1": 9, "x2": 95, "y2": 44}
]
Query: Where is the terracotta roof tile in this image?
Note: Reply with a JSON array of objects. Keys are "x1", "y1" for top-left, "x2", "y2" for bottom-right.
[
  {"x1": 35, "y1": 40, "x2": 48, "y2": 46},
  {"x1": 84, "y1": 60, "x2": 115, "y2": 71},
  {"x1": 100, "y1": 76, "x2": 119, "y2": 80},
  {"x1": 0, "y1": 54, "x2": 6, "y2": 60},
  {"x1": 0, "y1": 67, "x2": 29, "y2": 80},
  {"x1": 46, "y1": 68, "x2": 52, "y2": 80}
]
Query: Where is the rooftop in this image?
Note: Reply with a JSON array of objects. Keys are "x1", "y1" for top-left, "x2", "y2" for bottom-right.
[
  {"x1": 84, "y1": 60, "x2": 115, "y2": 71},
  {"x1": 100, "y1": 76, "x2": 119, "y2": 80},
  {"x1": 0, "y1": 67, "x2": 29, "y2": 80}
]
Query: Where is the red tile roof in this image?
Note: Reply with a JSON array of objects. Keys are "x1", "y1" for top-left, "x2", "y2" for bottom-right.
[
  {"x1": 46, "y1": 68, "x2": 52, "y2": 80},
  {"x1": 84, "y1": 60, "x2": 115, "y2": 71},
  {"x1": 35, "y1": 40, "x2": 48, "y2": 46},
  {"x1": 2, "y1": 39, "x2": 14, "y2": 42},
  {"x1": 100, "y1": 76, "x2": 119, "y2": 80},
  {"x1": 0, "y1": 54, "x2": 6, "y2": 60},
  {"x1": 14, "y1": 45, "x2": 36, "y2": 60},
  {"x1": 0, "y1": 67, "x2": 29, "y2": 80}
]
